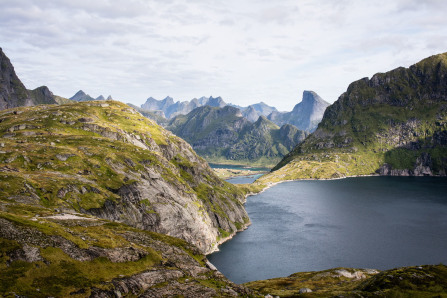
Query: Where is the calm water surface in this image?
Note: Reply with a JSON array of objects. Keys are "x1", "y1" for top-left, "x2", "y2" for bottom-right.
[
  {"x1": 208, "y1": 177, "x2": 447, "y2": 284},
  {"x1": 225, "y1": 174, "x2": 263, "y2": 184}
]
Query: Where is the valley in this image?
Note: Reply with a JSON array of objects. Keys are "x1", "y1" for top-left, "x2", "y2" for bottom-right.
[{"x1": 1, "y1": 44, "x2": 447, "y2": 297}]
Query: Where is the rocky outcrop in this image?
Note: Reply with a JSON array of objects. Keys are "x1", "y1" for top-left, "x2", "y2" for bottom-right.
[
  {"x1": 245, "y1": 265, "x2": 447, "y2": 297},
  {"x1": 28, "y1": 85, "x2": 57, "y2": 105},
  {"x1": 242, "y1": 105, "x2": 259, "y2": 122},
  {"x1": 378, "y1": 153, "x2": 434, "y2": 176},
  {"x1": 0, "y1": 48, "x2": 57, "y2": 110},
  {"x1": 267, "y1": 90, "x2": 330, "y2": 132},
  {"x1": 0, "y1": 213, "x2": 254, "y2": 297},
  {"x1": 0, "y1": 101, "x2": 250, "y2": 254}
]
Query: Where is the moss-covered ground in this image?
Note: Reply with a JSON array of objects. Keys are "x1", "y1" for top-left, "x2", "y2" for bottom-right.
[{"x1": 245, "y1": 265, "x2": 447, "y2": 297}]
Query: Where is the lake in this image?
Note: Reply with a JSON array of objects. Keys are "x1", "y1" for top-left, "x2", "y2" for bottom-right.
[
  {"x1": 207, "y1": 177, "x2": 447, "y2": 284},
  {"x1": 225, "y1": 174, "x2": 263, "y2": 184}
]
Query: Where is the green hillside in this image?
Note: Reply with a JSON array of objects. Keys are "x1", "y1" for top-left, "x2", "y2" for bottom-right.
[
  {"x1": 168, "y1": 106, "x2": 308, "y2": 167},
  {"x1": 255, "y1": 52, "x2": 447, "y2": 186},
  {"x1": 0, "y1": 101, "x2": 250, "y2": 255}
]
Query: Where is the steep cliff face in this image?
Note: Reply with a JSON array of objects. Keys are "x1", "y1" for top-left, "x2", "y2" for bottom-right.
[
  {"x1": 0, "y1": 101, "x2": 249, "y2": 254},
  {"x1": 168, "y1": 106, "x2": 308, "y2": 166},
  {"x1": 267, "y1": 91, "x2": 330, "y2": 132},
  {"x1": 0, "y1": 48, "x2": 57, "y2": 110},
  {"x1": 28, "y1": 86, "x2": 58, "y2": 105},
  {"x1": 0, "y1": 205, "x2": 253, "y2": 297},
  {"x1": 259, "y1": 53, "x2": 447, "y2": 184}
]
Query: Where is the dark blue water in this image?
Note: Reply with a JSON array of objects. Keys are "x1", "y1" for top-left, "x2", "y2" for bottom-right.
[
  {"x1": 225, "y1": 174, "x2": 263, "y2": 184},
  {"x1": 208, "y1": 177, "x2": 447, "y2": 284}
]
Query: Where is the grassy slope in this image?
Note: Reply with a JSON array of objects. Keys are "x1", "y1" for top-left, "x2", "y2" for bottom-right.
[
  {"x1": 168, "y1": 107, "x2": 307, "y2": 167},
  {"x1": 245, "y1": 265, "x2": 447, "y2": 297},
  {"x1": 0, "y1": 203, "x2": 253, "y2": 297},
  {"x1": 0, "y1": 101, "x2": 256, "y2": 297},
  {"x1": 253, "y1": 53, "x2": 447, "y2": 188},
  {"x1": 0, "y1": 101, "x2": 248, "y2": 247}
]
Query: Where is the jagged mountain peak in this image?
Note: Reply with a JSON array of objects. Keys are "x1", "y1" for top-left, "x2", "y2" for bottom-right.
[
  {"x1": 267, "y1": 90, "x2": 330, "y2": 132},
  {"x1": 294, "y1": 90, "x2": 329, "y2": 110},
  {"x1": 69, "y1": 90, "x2": 96, "y2": 102},
  {"x1": 71, "y1": 90, "x2": 86, "y2": 97},
  {"x1": 254, "y1": 115, "x2": 279, "y2": 129}
]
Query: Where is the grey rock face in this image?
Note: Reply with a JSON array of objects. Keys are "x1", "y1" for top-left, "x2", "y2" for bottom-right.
[
  {"x1": 267, "y1": 91, "x2": 330, "y2": 132},
  {"x1": 378, "y1": 153, "x2": 434, "y2": 176},
  {"x1": 28, "y1": 86, "x2": 57, "y2": 105},
  {"x1": 0, "y1": 48, "x2": 57, "y2": 110},
  {"x1": 299, "y1": 288, "x2": 313, "y2": 293},
  {"x1": 243, "y1": 105, "x2": 260, "y2": 122},
  {"x1": 0, "y1": 217, "x2": 254, "y2": 297}
]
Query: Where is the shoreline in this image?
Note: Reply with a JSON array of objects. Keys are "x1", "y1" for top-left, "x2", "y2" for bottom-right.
[{"x1": 244, "y1": 173, "x2": 421, "y2": 198}]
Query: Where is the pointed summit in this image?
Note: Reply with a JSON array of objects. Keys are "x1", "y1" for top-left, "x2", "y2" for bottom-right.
[
  {"x1": 300, "y1": 90, "x2": 328, "y2": 106},
  {"x1": 70, "y1": 90, "x2": 86, "y2": 100},
  {"x1": 96, "y1": 95, "x2": 105, "y2": 101},
  {"x1": 242, "y1": 105, "x2": 259, "y2": 122},
  {"x1": 106, "y1": 95, "x2": 113, "y2": 100},
  {"x1": 268, "y1": 91, "x2": 330, "y2": 132},
  {"x1": 70, "y1": 90, "x2": 95, "y2": 102}
]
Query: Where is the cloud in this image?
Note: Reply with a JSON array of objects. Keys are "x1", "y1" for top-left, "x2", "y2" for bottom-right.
[{"x1": 1, "y1": 0, "x2": 446, "y2": 111}]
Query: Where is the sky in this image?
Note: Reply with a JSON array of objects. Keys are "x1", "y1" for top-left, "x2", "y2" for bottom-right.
[{"x1": 1, "y1": 0, "x2": 447, "y2": 111}]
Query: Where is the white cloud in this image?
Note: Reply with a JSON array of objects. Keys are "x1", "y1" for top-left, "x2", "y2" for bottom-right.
[{"x1": 0, "y1": 0, "x2": 446, "y2": 110}]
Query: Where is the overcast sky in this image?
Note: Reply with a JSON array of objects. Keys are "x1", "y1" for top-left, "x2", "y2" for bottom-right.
[{"x1": 1, "y1": 0, "x2": 447, "y2": 111}]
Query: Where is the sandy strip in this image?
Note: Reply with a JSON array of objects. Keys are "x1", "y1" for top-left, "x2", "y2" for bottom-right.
[{"x1": 45, "y1": 213, "x2": 98, "y2": 220}]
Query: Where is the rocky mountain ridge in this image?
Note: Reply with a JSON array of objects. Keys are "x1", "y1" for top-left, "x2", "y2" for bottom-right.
[
  {"x1": 70, "y1": 90, "x2": 113, "y2": 102},
  {"x1": 0, "y1": 101, "x2": 250, "y2": 254},
  {"x1": 139, "y1": 95, "x2": 281, "y2": 123},
  {"x1": 167, "y1": 105, "x2": 308, "y2": 166},
  {"x1": 267, "y1": 90, "x2": 330, "y2": 132},
  {"x1": 0, "y1": 48, "x2": 58, "y2": 110},
  {"x1": 255, "y1": 52, "x2": 447, "y2": 186},
  {"x1": 141, "y1": 95, "x2": 227, "y2": 119}
]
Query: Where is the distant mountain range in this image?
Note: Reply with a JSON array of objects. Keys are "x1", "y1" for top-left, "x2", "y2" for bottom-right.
[
  {"x1": 0, "y1": 45, "x2": 326, "y2": 167},
  {"x1": 140, "y1": 96, "x2": 226, "y2": 119},
  {"x1": 167, "y1": 105, "x2": 308, "y2": 166},
  {"x1": 138, "y1": 92, "x2": 329, "y2": 132},
  {"x1": 69, "y1": 90, "x2": 113, "y2": 102},
  {"x1": 139, "y1": 96, "x2": 280, "y2": 121}
]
